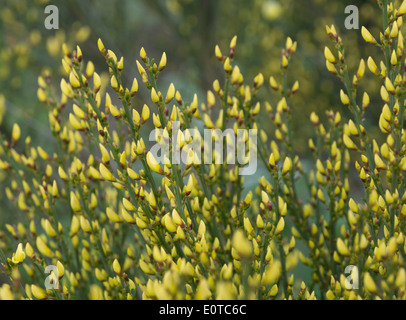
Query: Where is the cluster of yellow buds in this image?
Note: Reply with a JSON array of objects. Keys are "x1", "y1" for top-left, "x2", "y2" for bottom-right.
[{"x1": 2, "y1": 0, "x2": 406, "y2": 301}]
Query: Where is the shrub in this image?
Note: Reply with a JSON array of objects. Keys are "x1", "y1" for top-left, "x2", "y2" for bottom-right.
[{"x1": 1, "y1": 0, "x2": 406, "y2": 300}]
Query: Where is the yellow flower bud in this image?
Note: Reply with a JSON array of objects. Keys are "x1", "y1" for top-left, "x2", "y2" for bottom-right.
[
  {"x1": 12, "y1": 123, "x2": 21, "y2": 143},
  {"x1": 56, "y1": 261, "x2": 65, "y2": 279},
  {"x1": 99, "y1": 163, "x2": 115, "y2": 181},
  {"x1": 80, "y1": 216, "x2": 92, "y2": 233},
  {"x1": 232, "y1": 229, "x2": 252, "y2": 258},
  {"x1": 215, "y1": 45, "x2": 222, "y2": 60},
  {"x1": 364, "y1": 272, "x2": 378, "y2": 294},
  {"x1": 326, "y1": 290, "x2": 335, "y2": 300},
  {"x1": 281, "y1": 55, "x2": 289, "y2": 68},
  {"x1": 97, "y1": 38, "x2": 105, "y2": 53},
  {"x1": 230, "y1": 35, "x2": 237, "y2": 49},
  {"x1": 44, "y1": 220, "x2": 57, "y2": 237},
  {"x1": 31, "y1": 285, "x2": 46, "y2": 300},
  {"x1": 164, "y1": 214, "x2": 177, "y2": 233},
  {"x1": 400, "y1": 0, "x2": 406, "y2": 15},
  {"x1": 106, "y1": 207, "x2": 122, "y2": 223},
  {"x1": 158, "y1": 52, "x2": 167, "y2": 71},
  {"x1": 85, "y1": 61, "x2": 94, "y2": 78},
  {"x1": 70, "y1": 191, "x2": 81, "y2": 213},
  {"x1": 99, "y1": 143, "x2": 110, "y2": 164},
  {"x1": 36, "y1": 236, "x2": 53, "y2": 258},
  {"x1": 110, "y1": 75, "x2": 119, "y2": 90},
  {"x1": 391, "y1": 21, "x2": 399, "y2": 38},
  {"x1": 326, "y1": 60, "x2": 337, "y2": 75},
  {"x1": 282, "y1": 157, "x2": 292, "y2": 175},
  {"x1": 336, "y1": 238, "x2": 350, "y2": 256},
  {"x1": 340, "y1": 90, "x2": 350, "y2": 106},
  {"x1": 37, "y1": 87, "x2": 47, "y2": 102},
  {"x1": 391, "y1": 50, "x2": 398, "y2": 66},
  {"x1": 107, "y1": 49, "x2": 117, "y2": 63},
  {"x1": 140, "y1": 47, "x2": 147, "y2": 61},
  {"x1": 243, "y1": 217, "x2": 254, "y2": 235},
  {"x1": 374, "y1": 154, "x2": 386, "y2": 170},
  {"x1": 11, "y1": 243, "x2": 25, "y2": 264},
  {"x1": 25, "y1": 242, "x2": 34, "y2": 258},
  {"x1": 224, "y1": 57, "x2": 232, "y2": 72},
  {"x1": 261, "y1": 261, "x2": 281, "y2": 286},
  {"x1": 357, "y1": 59, "x2": 365, "y2": 79},
  {"x1": 166, "y1": 83, "x2": 175, "y2": 103},
  {"x1": 70, "y1": 215, "x2": 80, "y2": 236},
  {"x1": 349, "y1": 198, "x2": 359, "y2": 213},
  {"x1": 142, "y1": 104, "x2": 150, "y2": 122},
  {"x1": 275, "y1": 217, "x2": 285, "y2": 235},
  {"x1": 343, "y1": 134, "x2": 357, "y2": 150},
  {"x1": 69, "y1": 71, "x2": 81, "y2": 88},
  {"x1": 268, "y1": 284, "x2": 278, "y2": 297},
  {"x1": 151, "y1": 87, "x2": 159, "y2": 103},
  {"x1": 385, "y1": 77, "x2": 395, "y2": 95},
  {"x1": 195, "y1": 278, "x2": 212, "y2": 300},
  {"x1": 367, "y1": 57, "x2": 380, "y2": 75},
  {"x1": 69, "y1": 113, "x2": 83, "y2": 131},
  {"x1": 269, "y1": 76, "x2": 278, "y2": 90},
  {"x1": 396, "y1": 268, "x2": 406, "y2": 288}
]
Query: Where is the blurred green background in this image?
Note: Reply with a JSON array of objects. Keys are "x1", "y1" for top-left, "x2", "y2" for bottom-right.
[{"x1": 0, "y1": 0, "x2": 386, "y2": 288}]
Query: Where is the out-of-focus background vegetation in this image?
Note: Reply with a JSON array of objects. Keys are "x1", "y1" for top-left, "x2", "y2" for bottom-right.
[{"x1": 0, "y1": 0, "x2": 385, "y2": 285}]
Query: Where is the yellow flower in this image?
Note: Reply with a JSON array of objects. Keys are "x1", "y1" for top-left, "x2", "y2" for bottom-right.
[
  {"x1": 158, "y1": 52, "x2": 167, "y2": 71},
  {"x1": 282, "y1": 157, "x2": 292, "y2": 175},
  {"x1": 11, "y1": 243, "x2": 25, "y2": 264},
  {"x1": 400, "y1": 0, "x2": 406, "y2": 15},
  {"x1": 146, "y1": 151, "x2": 163, "y2": 174},
  {"x1": 36, "y1": 236, "x2": 53, "y2": 258},
  {"x1": 361, "y1": 26, "x2": 377, "y2": 44},
  {"x1": 31, "y1": 285, "x2": 47, "y2": 300},
  {"x1": 364, "y1": 272, "x2": 378, "y2": 294},
  {"x1": 140, "y1": 47, "x2": 147, "y2": 61},
  {"x1": 70, "y1": 191, "x2": 81, "y2": 212},
  {"x1": 214, "y1": 45, "x2": 222, "y2": 60},
  {"x1": 324, "y1": 47, "x2": 337, "y2": 64},
  {"x1": 165, "y1": 83, "x2": 175, "y2": 103},
  {"x1": 232, "y1": 229, "x2": 252, "y2": 259},
  {"x1": 195, "y1": 278, "x2": 212, "y2": 300},
  {"x1": 99, "y1": 163, "x2": 115, "y2": 181},
  {"x1": 113, "y1": 259, "x2": 121, "y2": 275},
  {"x1": 130, "y1": 77, "x2": 138, "y2": 96},
  {"x1": 367, "y1": 56, "x2": 380, "y2": 75},
  {"x1": 336, "y1": 238, "x2": 350, "y2": 256},
  {"x1": 343, "y1": 134, "x2": 357, "y2": 150},
  {"x1": 106, "y1": 207, "x2": 122, "y2": 223},
  {"x1": 51, "y1": 262, "x2": 63, "y2": 281},
  {"x1": 25, "y1": 242, "x2": 34, "y2": 258},
  {"x1": 151, "y1": 87, "x2": 159, "y2": 103},
  {"x1": 275, "y1": 217, "x2": 285, "y2": 235},
  {"x1": 89, "y1": 285, "x2": 104, "y2": 300},
  {"x1": 261, "y1": 260, "x2": 281, "y2": 286},
  {"x1": 11, "y1": 123, "x2": 21, "y2": 142},
  {"x1": 97, "y1": 38, "x2": 105, "y2": 53},
  {"x1": 0, "y1": 284, "x2": 14, "y2": 300},
  {"x1": 340, "y1": 90, "x2": 350, "y2": 106},
  {"x1": 80, "y1": 216, "x2": 92, "y2": 233}
]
